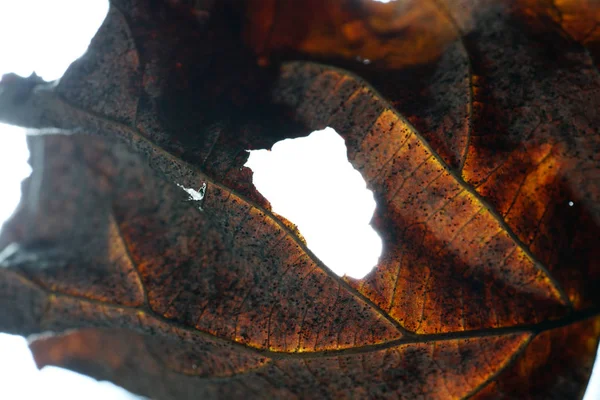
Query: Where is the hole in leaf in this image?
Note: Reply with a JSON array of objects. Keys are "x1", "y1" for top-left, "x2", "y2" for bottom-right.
[
  {"x1": 245, "y1": 127, "x2": 383, "y2": 279},
  {"x1": 177, "y1": 182, "x2": 207, "y2": 202}
]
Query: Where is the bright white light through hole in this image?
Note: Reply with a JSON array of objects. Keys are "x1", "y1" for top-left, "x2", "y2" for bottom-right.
[
  {"x1": 245, "y1": 127, "x2": 382, "y2": 279},
  {"x1": 0, "y1": 0, "x2": 142, "y2": 398}
]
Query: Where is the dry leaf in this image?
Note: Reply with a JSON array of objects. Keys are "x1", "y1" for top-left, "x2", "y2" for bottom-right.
[{"x1": 0, "y1": 0, "x2": 599, "y2": 399}]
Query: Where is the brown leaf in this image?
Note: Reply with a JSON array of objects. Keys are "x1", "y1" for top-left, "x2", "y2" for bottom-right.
[
  {"x1": 29, "y1": 327, "x2": 529, "y2": 399},
  {"x1": 0, "y1": 0, "x2": 598, "y2": 398},
  {"x1": 244, "y1": 0, "x2": 473, "y2": 169},
  {"x1": 472, "y1": 316, "x2": 600, "y2": 399}
]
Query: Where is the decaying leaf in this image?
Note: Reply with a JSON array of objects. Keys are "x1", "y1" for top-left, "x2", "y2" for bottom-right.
[{"x1": 0, "y1": 0, "x2": 598, "y2": 399}]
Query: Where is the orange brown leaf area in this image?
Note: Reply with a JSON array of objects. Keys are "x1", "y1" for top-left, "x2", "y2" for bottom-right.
[
  {"x1": 0, "y1": 134, "x2": 400, "y2": 352},
  {"x1": 28, "y1": 327, "x2": 530, "y2": 400},
  {"x1": 244, "y1": 0, "x2": 600, "y2": 310},
  {"x1": 0, "y1": 0, "x2": 597, "y2": 398},
  {"x1": 516, "y1": 0, "x2": 600, "y2": 64},
  {"x1": 26, "y1": 320, "x2": 600, "y2": 400},
  {"x1": 0, "y1": 133, "x2": 595, "y2": 399},
  {"x1": 0, "y1": 60, "x2": 572, "y2": 334},
  {"x1": 441, "y1": 0, "x2": 600, "y2": 310},
  {"x1": 244, "y1": 0, "x2": 473, "y2": 170},
  {"x1": 3, "y1": 0, "x2": 597, "y2": 312},
  {"x1": 239, "y1": 0, "x2": 600, "y2": 311},
  {"x1": 473, "y1": 316, "x2": 600, "y2": 400},
  {"x1": 274, "y1": 62, "x2": 569, "y2": 333}
]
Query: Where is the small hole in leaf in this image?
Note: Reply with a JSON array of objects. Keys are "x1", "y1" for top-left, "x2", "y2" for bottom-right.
[
  {"x1": 245, "y1": 127, "x2": 383, "y2": 279},
  {"x1": 177, "y1": 182, "x2": 207, "y2": 210}
]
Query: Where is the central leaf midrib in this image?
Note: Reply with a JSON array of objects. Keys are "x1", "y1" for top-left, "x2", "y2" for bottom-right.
[{"x1": 16, "y1": 268, "x2": 599, "y2": 360}]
